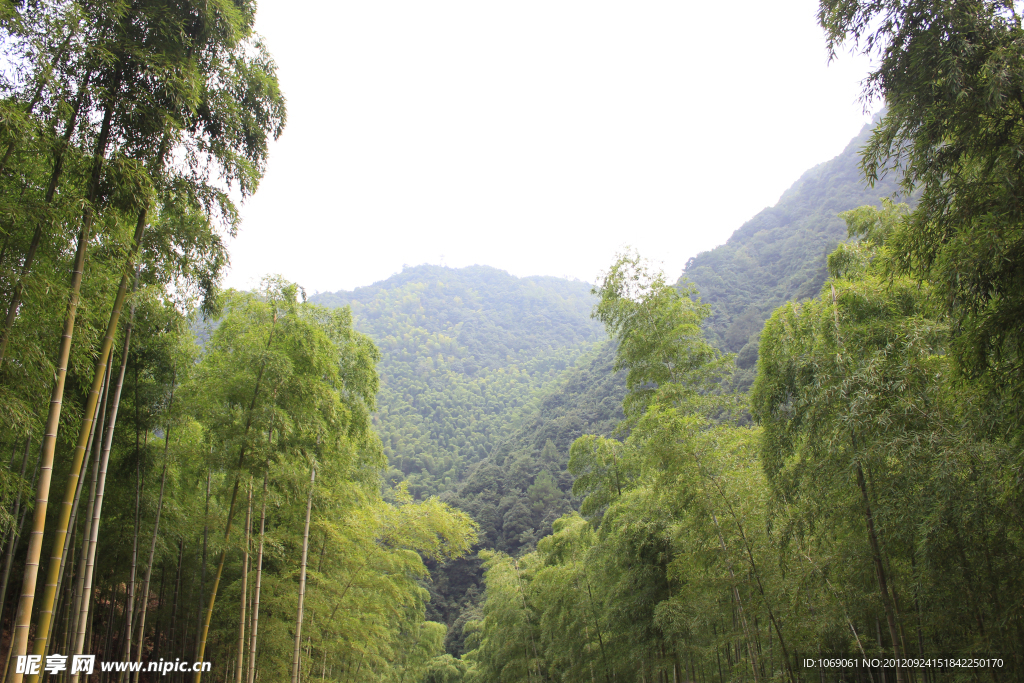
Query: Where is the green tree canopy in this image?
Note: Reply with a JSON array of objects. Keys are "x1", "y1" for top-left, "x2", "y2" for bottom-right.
[{"x1": 819, "y1": 0, "x2": 1024, "y2": 434}]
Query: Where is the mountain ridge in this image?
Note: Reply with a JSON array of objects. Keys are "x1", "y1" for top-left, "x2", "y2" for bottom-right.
[{"x1": 310, "y1": 264, "x2": 605, "y2": 497}]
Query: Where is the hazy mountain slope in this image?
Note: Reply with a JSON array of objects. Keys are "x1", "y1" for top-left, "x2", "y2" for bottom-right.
[
  {"x1": 310, "y1": 265, "x2": 605, "y2": 497},
  {"x1": 682, "y1": 120, "x2": 905, "y2": 370}
]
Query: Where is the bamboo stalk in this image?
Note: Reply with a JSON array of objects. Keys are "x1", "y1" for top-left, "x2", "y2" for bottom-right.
[
  {"x1": 68, "y1": 308, "x2": 136, "y2": 683},
  {"x1": 194, "y1": 470, "x2": 209, "y2": 664},
  {"x1": 46, "y1": 398, "x2": 101, "y2": 655},
  {"x1": 236, "y1": 483, "x2": 252, "y2": 683},
  {"x1": 168, "y1": 539, "x2": 183, "y2": 668},
  {"x1": 2, "y1": 451, "x2": 40, "y2": 682},
  {"x1": 699, "y1": 452, "x2": 796, "y2": 683},
  {"x1": 69, "y1": 355, "x2": 111, "y2": 659},
  {"x1": 856, "y1": 460, "x2": 904, "y2": 683},
  {"x1": 6, "y1": 65, "x2": 124, "y2": 679},
  {"x1": 246, "y1": 473, "x2": 267, "y2": 683},
  {"x1": 117, "y1": 390, "x2": 145, "y2": 683},
  {"x1": 132, "y1": 373, "x2": 175, "y2": 681},
  {"x1": 8, "y1": 214, "x2": 94, "y2": 683},
  {"x1": 291, "y1": 463, "x2": 316, "y2": 683}
]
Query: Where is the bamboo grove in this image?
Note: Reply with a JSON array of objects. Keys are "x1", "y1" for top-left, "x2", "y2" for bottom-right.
[
  {"x1": 0, "y1": 1, "x2": 476, "y2": 682},
  {"x1": 458, "y1": 1, "x2": 1024, "y2": 679},
  {"x1": 462, "y1": 215, "x2": 1022, "y2": 683},
  {"x1": 4, "y1": 0, "x2": 1024, "y2": 682}
]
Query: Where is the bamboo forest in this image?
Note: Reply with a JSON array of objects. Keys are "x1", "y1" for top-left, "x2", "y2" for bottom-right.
[{"x1": 0, "y1": 0, "x2": 1022, "y2": 682}]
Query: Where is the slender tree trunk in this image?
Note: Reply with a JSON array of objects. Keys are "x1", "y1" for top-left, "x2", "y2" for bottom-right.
[
  {"x1": 513, "y1": 558, "x2": 541, "y2": 683},
  {"x1": 194, "y1": 470, "x2": 210, "y2": 663},
  {"x1": 352, "y1": 652, "x2": 365, "y2": 683},
  {"x1": 133, "y1": 386, "x2": 174, "y2": 683},
  {"x1": 116, "y1": 456, "x2": 143, "y2": 683},
  {"x1": 169, "y1": 539, "x2": 183, "y2": 667},
  {"x1": 47, "y1": 402, "x2": 99, "y2": 653},
  {"x1": 194, "y1": 478, "x2": 248, "y2": 683},
  {"x1": 0, "y1": 438, "x2": 31, "y2": 629},
  {"x1": 236, "y1": 483, "x2": 252, "y2": 683},
  {"x1": 152, "y1": 561, "x2": 166, "y2": 665},
  {"x1": 102, "y1": 578, "x2": 122, "y2": 680},
  {"x1": 708, "y1": 507, "x2": 761, "y2": 683},
  {"x1": 84, "y1": 586, "x2": 94, "y2": 660},
  {"x1": 291, "y1": 464, "x2": 316, "y2": 683},
  {"x1": 68, "y1": 313, "x2": 135, "y2": 683},
  {"x1": 800, "y1": 549, "x2": 873, "y2": 682},
  {"x1": 247, "y1": 473, "x2": 267, "y2": 683},
  {"x1": 2, "y1": 452, "x2": 40, "y2": 683},
  {"x1": 715, "y1": 623, "x2": 724, "y2": 683},
  {"x1": 856, "y1": 461, "x2": 904, "y2": 683},
  {"x1": 70, "y1": 355, "x2": 111, "y2": 653},
  {"x1": 702, "y1": 457, "x2": 796, "y2": 683},
  {"x1": 577, "y1": 579, "x2": 599, "y2": 683},
  {"x1": 182, "y1": 576, "x2": 196, "y2": 681},
  {"x1": 583, "y1": 574, "x2": 611, "y2": 683},
  {"x1": 58, "y1": 525, "x2": 76, "y2": 663}
]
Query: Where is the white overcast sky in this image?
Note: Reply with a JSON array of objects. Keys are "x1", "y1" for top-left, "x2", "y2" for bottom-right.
[{"x1": 225, "y1": 0, "x2": 877, "y2": 294}]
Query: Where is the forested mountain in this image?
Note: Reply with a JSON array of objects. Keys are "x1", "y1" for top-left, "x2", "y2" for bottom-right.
[
  {"x1": 312, "y1": 271, "x2": 627, "y2": 656},
  {"x1": 425, "y1": 342, "x2": 626, "y2": 655},
  {"x1": 682, "y1": 118, "x2": 906, "y2": 388},
  {"x1": 311, "y1": 265, "x2": 605, "y2": 498}
]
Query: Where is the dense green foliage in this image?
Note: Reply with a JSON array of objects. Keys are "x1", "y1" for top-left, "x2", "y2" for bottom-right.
[
  {"x1": 0, "y1": 0, "x2": 291, "y2": 674},
  {"x1": 460, "y1": 238, "x2": 1022, "y2": 683},
  {"x1": 171, "y1": 281, "x2": 476, "y2": 681},
  {"x1": 300, "y1": 116, "x2": 946, "y2": 666},
  {"x1": 312, "y1": 265, "x2": 605, "y2": 499},
  {"x1": 425, "y1": 342, "x2": 626, "y2": 656},
  {"x1": 6, "y1": 1, "x2": 1024, "y2": 682},
  {"x1": 1, "y1": 276, "x2": 477, "y2": 682},
  {"x1": 820, "y1": 0, "x2": 1024, "y2": 441},
  {"x1": 753, "y1": 205, "x2": 1022, "y2": 670},
  {"x1": 455, "y1": 342, "x2": 625, "y2": 554}
]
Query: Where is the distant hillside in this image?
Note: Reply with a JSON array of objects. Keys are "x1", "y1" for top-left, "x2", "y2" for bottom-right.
[
  {"x1": 310, "y1": 265, "x2": 605, "y2": 497},
  {"x1": 681, "y1": 120, "x2": 905, "y2": 387},
  {"x1": 426, "y1": 341, "x2": 626, "y2": 655},
  {"x1": 447, "y1": 341, "x2": 624, "y2": 552}
]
